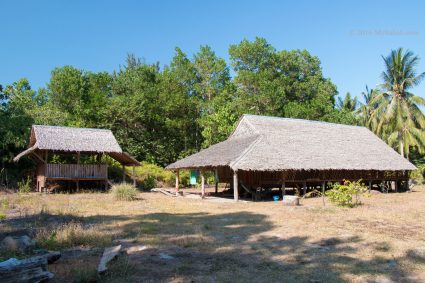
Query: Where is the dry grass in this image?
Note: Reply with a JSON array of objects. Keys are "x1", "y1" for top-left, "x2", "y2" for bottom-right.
[{"x1": 1, "y1": 187, "x2": 425, "y2": 282}]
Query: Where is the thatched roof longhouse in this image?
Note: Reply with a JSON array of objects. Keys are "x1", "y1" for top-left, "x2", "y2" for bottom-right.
[{"x1": 167, "y1": 114, "x2": 416, "y2": 172}]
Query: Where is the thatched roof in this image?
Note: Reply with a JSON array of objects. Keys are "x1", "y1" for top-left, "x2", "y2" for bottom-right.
[
  {"x1": 167, "y1": 114, "x2": 416, "y2": 171},
  {"x1": 14, "y1": 125, "x2": 139, "y2": 166}
]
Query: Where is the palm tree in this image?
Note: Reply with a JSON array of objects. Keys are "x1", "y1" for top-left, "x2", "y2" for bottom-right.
[
  {"x1": 357, "y1": 85, "x2": 378, "y2": 130},
  {"x1": 371, "y1": 48, "x2": 425, "y2": 158},
  {"x1": 337, "y1": 92, "x2": 358, "y2": 111}
]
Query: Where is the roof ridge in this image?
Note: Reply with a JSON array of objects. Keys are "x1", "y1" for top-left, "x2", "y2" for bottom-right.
[
  {"x1": 229, "y1": 134, "x2": 263, "y2": 170},
  {"x1": 33, "y1": 125, "x2": 112, "y2": 132},
  {"x1": 242, "y1": 114, "x2": 366, "y2": 129}
]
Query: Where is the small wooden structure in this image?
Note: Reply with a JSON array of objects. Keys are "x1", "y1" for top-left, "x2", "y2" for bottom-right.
[
  {"x1": 167, "y1": 115, "x2": 416, "y2": 201},
  {"x1": 14, "y1": 125, "x2": 140, "y2": 191}
]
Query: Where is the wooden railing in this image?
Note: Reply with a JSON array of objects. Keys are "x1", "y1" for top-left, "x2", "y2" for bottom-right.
[{"x1": 45, "y1": 164, "x2": 108, "y2": 179}]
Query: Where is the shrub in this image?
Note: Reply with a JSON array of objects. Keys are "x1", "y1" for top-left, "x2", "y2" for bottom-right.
[
  {"x1": 134, "y1": 163, "x2": 175, "y2": 187},
  {"x1": 111, "y1": 183, "x2": 138, "y2": 201},
  {"x1": 142, "y1": 175, "x2": 156, "y2": 190},
  {"x1": 17, "y1": 177, "x2": 31, "y2": 194},
  {"x1": 325, "y1": 180, "x2": 367, "y2": 207}
]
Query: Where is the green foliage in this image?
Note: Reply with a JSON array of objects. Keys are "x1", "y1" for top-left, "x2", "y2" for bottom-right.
[
  {"x1": 111, "y1": 183, "x2": 138, "y2": 201},
  {"x1": 134, "y1": 163, "x2": 174, "y2": 187},
  {"x1": 326, "y1": 180, "x2": 367, "y2": 207},
  {"x1": 17, "y1": 176, "x2": 31, "y2": 194},
  {"x1": 368, "y1": 48, "x2": 425, "y2": 159},
  {"x1": 142, "y1": 175, "x2": 156, "y2": 190}
]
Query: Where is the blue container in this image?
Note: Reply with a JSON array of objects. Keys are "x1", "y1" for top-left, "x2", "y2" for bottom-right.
[{"x1": 273, "y1": 195, "x2": 280, "y2": 202}]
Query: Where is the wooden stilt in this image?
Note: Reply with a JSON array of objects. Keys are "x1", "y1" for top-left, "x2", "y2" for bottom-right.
[
  {"x1": 395, "y1": 180, "x2": 399, "y2": 192},
  {"x1": 368, "y1": 181, "x2": 372, "y2": 193},
  {"x1": 281, "y1": 182, "x2": 285, "y2": 200},
  {"x1": 201, "y1": 170, "x2": 205, "y2": 198},
  {"x1": 76, "y1": 151, "x2": 80, "y2": 193},
  {"x1": 132, "y1": 166, "x2": 136, "y2": 187},
  {"x1": 175, "y1": 170, "x2": 180, "y2": 195},
  {"x1": 303, "y1": 181, "x2": 307, "y2": 196},
  {"x1": 214, "y1": 168, "x2": 218, "y2": 194},
  {"x1": 233, "y1": 171, "x2": 239, "y2": 202},
  {"x1": 322, "y1": 182, "x2": 325, "y2": 206}
]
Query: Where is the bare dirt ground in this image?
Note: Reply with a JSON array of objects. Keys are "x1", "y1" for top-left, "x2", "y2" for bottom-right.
[{"x1": 1, "y1": 186, "x2": 425, "y2": 282}]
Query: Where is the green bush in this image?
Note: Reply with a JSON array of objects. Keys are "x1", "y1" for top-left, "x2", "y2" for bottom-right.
[
  {"x1": 410, "y1": 166, "x2": 425, "y2": 184},
  {"x1": 17, "y1": 177, "x2": 31, "y2": 194},
  {"x1": 111, "y1": 183, "x2": 138, "y2": 201},
  {"x1": 325, "y1": 180, "x2": 367, "y2": 207},
  {"x1": 134, "y1": 163, "x2": 175, "y2": 187},
  {"x1": 142, "y1": 175, "x2": 156, "y2": 190}
]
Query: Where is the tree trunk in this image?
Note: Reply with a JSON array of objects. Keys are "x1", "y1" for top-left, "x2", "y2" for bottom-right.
[{"x1": 400, "y1": 140, "x2": 404, "y2": 157}]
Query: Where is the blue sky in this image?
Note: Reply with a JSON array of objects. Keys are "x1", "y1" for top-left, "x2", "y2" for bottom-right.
[{"x1": 1, "y1": 0, "x2": 424, "y2": 102}]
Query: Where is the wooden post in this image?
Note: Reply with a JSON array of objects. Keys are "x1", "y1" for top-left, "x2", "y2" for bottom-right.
[
  {"x1": 201, "y1": 170, "x2": 205, "y2": 198},
  {"x1": 175, "y1": 170, "x2": 180, "y2": 195},
  {"x1": 322, "y1": 182, "x2": 325, "y2": 206},
  {"x1": 122, "y1": 165, "x2": 125, "y2": 183},
  {"x1": 281, "y1": 182, "x2": 285, "y2": 199},
  {"x1": 214, "y1": 168, "x2": 218, "y2": 194},
  {"x1": 303, "y1": 181, "x2": 307, "y2": 196},
  {"x1": 132, "y1": 166, "x2": 136, "y2": 187},
  {"x1": 233, "y1": 171, "x2": 238, "y2": 202},
  {"x1": 76, "y1": 152, "x2": 80, "y2": 193},
  {"x1": 368, "y1": 181, "x2": 371, "y2": 193},
  {"x1": 395, "y1": 180, "x2": 399, "y2": 192}
]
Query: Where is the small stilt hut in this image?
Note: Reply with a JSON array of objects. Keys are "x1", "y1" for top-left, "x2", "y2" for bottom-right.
[
  {"x1": 166, "y1": 114, "x2": 416, "y2": 201},
  {"x1": 14, "y1": 125, "x2": 140, "y2": 192}
]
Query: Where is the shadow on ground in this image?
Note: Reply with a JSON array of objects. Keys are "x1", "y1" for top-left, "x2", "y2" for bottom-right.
[{"x1": 1, "y1": 209, "x2": 423, "y2": 282}]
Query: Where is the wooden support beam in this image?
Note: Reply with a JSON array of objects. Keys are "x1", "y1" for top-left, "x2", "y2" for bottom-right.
[
  {"x1": 76, "y1": 181, "x2": 79, "y2": 193},
  {"x1": 368, "y1": 181, "x2": 372, "y2": 193},
  {"x1": 395, "y1": 180, "x2": 399, "y2": 192},
  {"x1": 175, "y1": 170, "x2": 179, "y2": 195},
  {"x1": 32, "y1": 152, "x2": 45, "y2": 164},
  {"x1": 303, "y1": 181, "x2": 307, "y2": 196},
  {"x1": 281, "y1": 182, "x2": 285, "y2": 199},
  {"x1": 201, "y1": 170, "x2": 205, "y2": 198},
  {"x1": 215, "y1": 168, "x2": 218, "y2": 194},
  {"x1": 322, "y1": 182, "x2": 325, "y2": 206},
  {"x1": 233, "y1": 171, "x2": 239, "y2": 202}
]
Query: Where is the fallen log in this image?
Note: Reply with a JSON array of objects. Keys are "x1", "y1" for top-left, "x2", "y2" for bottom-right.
[
  {"x1": 0, "y1": 251, "x2": 61, "y2": 283},
  {"x1": 0, "y1": 256, "x2": 51, "y2": 283},
  {"x1": 150, "y1": 188, "x2": 177, "y2": 197}
]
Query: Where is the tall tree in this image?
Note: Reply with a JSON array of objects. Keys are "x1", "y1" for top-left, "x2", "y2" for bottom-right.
[
  {"x1": 371, "y1": 48, "x2": 425, "y2": 158},
  {"x1": 356, "y1": 85, "x2": 378, "y2": 130},
  {"x1": 337, "y1": 92, "x2": 358, "y2": 111},
  {"x1": 193, "y1": 45, "x2": 230, "y2": 102}
]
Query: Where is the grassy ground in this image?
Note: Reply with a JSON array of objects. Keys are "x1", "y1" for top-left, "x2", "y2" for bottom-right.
[{"x1": 1, "y1": 187, "x2": 425, "y2": 282}]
